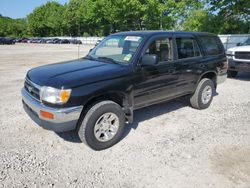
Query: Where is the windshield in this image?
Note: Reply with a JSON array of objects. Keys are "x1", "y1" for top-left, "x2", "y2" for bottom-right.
[
  {"x1": 243, "y1": 38, "x2": 250, "y2": 46},
  {"x1": 89, "y1": 35, "x2": 144, "y2": 64}
]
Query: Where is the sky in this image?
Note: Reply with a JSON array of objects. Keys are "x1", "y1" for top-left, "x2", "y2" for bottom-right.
[{"x1": 0, "y1": 0, "x2": 69, "y2": 19}]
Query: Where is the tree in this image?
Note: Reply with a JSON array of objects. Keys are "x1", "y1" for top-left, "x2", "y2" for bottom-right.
[
  {"x1": 208, "y1": 0, "x2": 250, "y2": 33},
  {"x1": 0, "y1": 15, "x2": 27, "y2": 37},
  {"x1": 63, "y1": 0, "x2": 82, "y2": 36},
  {"x1": 27, "y1": 1, "x2": 65, "y2": 37},
  {"x1": 182, "y1": 10, "x2": 210, "y2": 32},
  {"x1": 2, "y1": 0, "x2": 249, "y2": 37},
  {"x1": 210, "y1": 0, "x2": 250, "y2": 20}
]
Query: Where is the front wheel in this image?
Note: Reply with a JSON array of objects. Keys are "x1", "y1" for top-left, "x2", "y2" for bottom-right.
[
  {"x1": 77, "y1": 100, "x2": 125, "y2": 150},
  {"x1": 190, "y1": 78, "x2": 215, "y2": 110}
]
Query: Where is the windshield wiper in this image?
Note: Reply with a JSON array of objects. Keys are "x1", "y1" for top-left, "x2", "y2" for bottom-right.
[
  {"x1": 97, "y1": 57, "x2": 118, "y2": 64},
  {"x1": 84, "y1": 54, "x2": 96, "y2": 61},
  {"x1": 84, "y1": 55, "x2": 120, "y2": 64}
]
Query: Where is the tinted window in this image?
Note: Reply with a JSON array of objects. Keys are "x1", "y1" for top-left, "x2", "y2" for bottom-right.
[
  {"x1": 199, "y1": 36, "x2": 223, "y2": 55},
  {"x1": 176, "y1": 37, "x2": 201, "y2": 59},
  {"x1": 145, "y1": 38, "x2": 172, "y2": 62}
]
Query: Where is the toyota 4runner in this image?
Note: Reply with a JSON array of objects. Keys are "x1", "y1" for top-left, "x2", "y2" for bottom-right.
[{"x1": 22, "y1": 31, "x2": 227, "y2": 150}]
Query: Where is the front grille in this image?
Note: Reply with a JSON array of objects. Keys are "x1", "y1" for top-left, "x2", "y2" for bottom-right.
[
  {"x1": 235, "y1": 52, "x2": 250, "y2": 60},
  {"x1": 24, "y1": 79, "x2": 41, "y2": 101}
]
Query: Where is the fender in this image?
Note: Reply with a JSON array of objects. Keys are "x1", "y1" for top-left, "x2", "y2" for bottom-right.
[
  {"x1": 197, "y1": 70, "x2": 217, "y2": 84},
  {"x1": 81, "y1": 89, "x2": 135, "y2": 123}
]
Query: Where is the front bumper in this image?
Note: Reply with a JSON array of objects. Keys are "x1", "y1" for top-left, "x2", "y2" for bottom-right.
[
  {"x1": 228, "y1": 58, "x2": 250, "y2": 72},
  {"x1": 21, "y1": 88, "x2": 83, "y2": 132}
]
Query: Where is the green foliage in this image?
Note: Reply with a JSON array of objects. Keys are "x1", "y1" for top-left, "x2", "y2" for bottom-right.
[
  {"x1": 27, "y1": 1, "x2": 65, "y2": 37},
  {"x1": 182, "y1": 10, "x2": 210, "y2": 32},
  {"x1": 0, "y1": 15, "x2": 27, "y2": 37},
  {"x1": 210, "y1": 0, "x2": 250, "y2": 20},
  {"x1": 208, "y1": 0, "x2": 250, "y2": 34},
  {"x1": 1, "y1": 0, "x2": 249, "y2": 37}
]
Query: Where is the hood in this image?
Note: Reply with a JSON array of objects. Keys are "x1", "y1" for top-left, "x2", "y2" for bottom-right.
[
  {"x1": 27, "y1": 59, "x2": 130, "y2": 88},
  {"x1": 227, "y1": 45, "x2": 250, "y2": 52}
]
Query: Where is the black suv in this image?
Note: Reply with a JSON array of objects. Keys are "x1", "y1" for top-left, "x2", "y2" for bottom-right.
[{"x1": 22, "y1": 31, "x2": 227, "y2": 150}]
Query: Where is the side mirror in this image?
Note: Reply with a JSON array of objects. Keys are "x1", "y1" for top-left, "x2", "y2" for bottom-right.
[
  {"x1": 141, "y1": 54, "x2": 158, "y2": 66},
  {"x1": 236, "y1": 42, "x2": 242, "y2": 46}
]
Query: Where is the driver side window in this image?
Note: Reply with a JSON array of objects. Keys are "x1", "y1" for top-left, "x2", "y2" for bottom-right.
[{"x1": 145, "y1": 38, "x2": 173, "y2": 62}]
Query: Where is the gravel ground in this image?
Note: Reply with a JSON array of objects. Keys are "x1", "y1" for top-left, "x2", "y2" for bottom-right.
[{"x1": 0, "y1": 44, "x2": 250, "y2": 188}]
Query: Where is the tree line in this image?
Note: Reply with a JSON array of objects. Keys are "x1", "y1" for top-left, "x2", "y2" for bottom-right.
[{"x1": 1, "y1": 0, "x2": 249, "y2": 38}]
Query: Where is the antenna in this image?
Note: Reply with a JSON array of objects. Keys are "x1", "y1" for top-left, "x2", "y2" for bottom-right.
[{"x1": 78, "y1": 44, "x2": 80, "y2": 59}]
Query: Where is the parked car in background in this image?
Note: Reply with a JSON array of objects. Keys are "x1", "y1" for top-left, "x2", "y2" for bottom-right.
[
  {"x1": 31, "y1": 38, "x2": 41, "y2": 43},
  {"x1": 59, "y1": 39, "x2": 70, "y2": 44},
  {"x1": 226, "y1": 37, "x2": 250, "y2": 77},
  {"x1": 22, "y1": 31, "x2": 227, "y2": 150},
  {"x1": 45, "y1": 38, "x2": 59, "y2": 44},
  {"x1": 70, "y1": 39, "x2": 82, "y2": 44},
  {"x1": 0, "y1": 37, "x2": 15, "y2": 45},
  {"x1": 95, "y1": 39, "x2": 103, "y2": 46},
  {"x1": 45, "y1": 39, "x2": 53, "y2": 44},
  {"x1": 15, "y1": 38, "x2": 22, "y2": 43},
  {"x1": 40, "y1": 39, "x2": 48, "y2": 43},
  {"x1": 20, "y1": 38, "x2": 29, "y2": 43},
  {"x1": 53, "y1": 38, "x2": 61, "y2": 44}
]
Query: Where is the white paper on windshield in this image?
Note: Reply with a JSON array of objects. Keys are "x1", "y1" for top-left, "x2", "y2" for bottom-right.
[
  {"x1": 123, "y1": 54, "x2": 132, "y2": 61},
  {"x1": 124, "y1": 36, "x2": 141, "y2": 42}
]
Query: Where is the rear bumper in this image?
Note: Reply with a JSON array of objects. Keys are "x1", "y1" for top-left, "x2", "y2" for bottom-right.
[
  {"x1": 21, "y1": 88, "x2": 83, "y2": 132},
  {"x1": 228, "y1": 59, "x2": 250, "y2": 72}
]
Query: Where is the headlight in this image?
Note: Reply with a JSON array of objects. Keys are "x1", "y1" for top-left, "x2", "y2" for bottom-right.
[
  {"x1": 40, "y1": 86, "x2": 71, "y2": 104},
  {"x1": 226, "y1": 50, "x2": 233, "y2": 59}
]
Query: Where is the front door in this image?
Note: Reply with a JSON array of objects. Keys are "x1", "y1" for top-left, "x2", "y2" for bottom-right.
[{"x1": 134, "y1": 35, "x2": 179, "y2": 108}]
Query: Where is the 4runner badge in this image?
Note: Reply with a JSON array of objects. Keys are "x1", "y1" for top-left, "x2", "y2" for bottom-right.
[{"x1": 28, "y1": 86, "x2": 33, "y2": 93}]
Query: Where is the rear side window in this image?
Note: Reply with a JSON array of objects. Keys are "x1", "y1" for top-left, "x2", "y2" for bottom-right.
[
  {"x1": 199, "y1": 36, "x2": 224, "y2": 55},
  {"x1": 176, "y1": 37, "x2": 201, "y2": 59}
]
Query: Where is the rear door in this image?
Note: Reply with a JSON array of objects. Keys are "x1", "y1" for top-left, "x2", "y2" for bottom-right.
[
  {"x1": 197, "y1": 35, "x2": 226, "y2": 74},
  {"x1": 173, "y1": 34, "x2": 203, "y2": 94}
]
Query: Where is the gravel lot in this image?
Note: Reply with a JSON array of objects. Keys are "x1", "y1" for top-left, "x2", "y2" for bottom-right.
[{"x1": 0, "y1": 44, "x2": 250, "y2": 188}]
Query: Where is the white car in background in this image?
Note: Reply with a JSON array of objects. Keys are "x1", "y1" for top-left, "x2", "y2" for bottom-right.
[{"x1": 226, "y1": 37, "x2": 250, "y2": 77}]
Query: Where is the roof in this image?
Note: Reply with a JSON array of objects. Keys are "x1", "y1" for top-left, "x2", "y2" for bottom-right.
[{"x1": 111, "y1": 30, "x2": 216, "y2": 37}]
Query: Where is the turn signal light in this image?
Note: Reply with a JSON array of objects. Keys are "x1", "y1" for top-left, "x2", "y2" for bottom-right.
[
  {"x1": 60, "y1": 90, "x2": 71, "y2": 103},
  {"x1": 40, "y1": 110, "x2": 54, "y2": 119}
]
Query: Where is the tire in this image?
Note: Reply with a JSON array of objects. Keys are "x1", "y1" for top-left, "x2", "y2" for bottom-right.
[
  {"x1": 227, "y1": 70, "x2": 238, "y2": 78},
  {"x1": 190, "y1": 78, "x2": 215, "y2": 110},
  {"x1": 77, "y1": 100, "x2": 125, "y2": 150}
]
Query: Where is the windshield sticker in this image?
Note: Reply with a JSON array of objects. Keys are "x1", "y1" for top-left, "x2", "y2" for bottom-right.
[
  {"x1": 124, "y1": 36, "x2": 141, "y2": 42},
  {"x1": 123, "y1": 54, "x2": 132, "y2": 61}
]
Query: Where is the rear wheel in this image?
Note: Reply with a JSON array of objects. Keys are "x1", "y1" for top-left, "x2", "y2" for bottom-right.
[
  {"x1": 227, "y1": 70, "x2": 238, "y2": 78},
  {"x1": 77, "y1": 100, "x2": 125, "y2": 150},
  {"x1": 190, "y1": 78, "x2": 215, "y2": 109}
]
